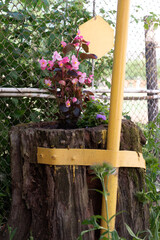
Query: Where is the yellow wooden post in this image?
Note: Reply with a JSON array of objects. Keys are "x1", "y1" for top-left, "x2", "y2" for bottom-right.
[{"x1": 101, "y1": 0, "x2": 131, "y2": 233}]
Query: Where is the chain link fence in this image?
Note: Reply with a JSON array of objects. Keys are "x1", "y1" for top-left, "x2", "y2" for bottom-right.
[
  {"x1": 124, "y1": 0, "x2": 160, "y2": 123},
  {"x1": 0, "y1": 0, "x2": 160, "y2": 228}
]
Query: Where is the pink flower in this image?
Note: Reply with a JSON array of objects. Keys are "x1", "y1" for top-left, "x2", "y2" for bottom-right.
[
  {"x1": 75, "y1": 30, "x2": 83, "y2": 40},
  {"x1": 77, "y1": 71, "x2": 82, "y2": 76},
  {"x1": 66, "y1": 64, "x2": 72, "y2": 70},
  {"x1": 74, "y1": 42, "x2": 80, "y2": 47},
  {"x1": 72, "y1": 97, "x2": 77, "y2": 103},
  {"x1": 39, "y1": 57, "x2": 47, "y2": 70},
  {"x1": 62, "y1": 56, "x2": 69, "y2": 64},
  {"x1": 77, "y1": 30, "x2": 81, "y2": 35},
  {"x1": 72, "y1": 78, "x2": 78, "y2": 84},
  {"x1": 48, "y1": 60, "x2": 54, "y2": 70},
  {"x1": 79, "y1": 78, "x2": 85, "y2": 84},
  {"x1": 66, "y1": 99, "x2": 71, "y2": 108},
  {"x1": 86, "y1": 41, "x2": 90, "y2": 46},
  {"x1": 85, "y1": 75, "x2": 93, "y2": 84},
  {"x1": 79, "y1": 72, "x2": 86, "y2": 84},
  {"x1": 61, "y1": 41, "x2": 67, "y2": 48},
  {"x1": 91, "y1": 96, "x2": 95, "y2": 100},
  {"x1": 85, "y1": 78, "x2": 92, "y2": 84},
  {"x1": 45, "y1": 79, "x2": 52, "y2": 87},
  {"x1": 85, "y1": 75, "x2": 94, "y2": 84},
  {"x1": 52, "y1": 51, "x2": 62, "y2": 62},
  {"x1": 71, "y1": 55, "x2": 80, "y2": 70},
  {"x1": 58, "y1": 61, "x2": 64, "y2": 68},
  {"x1": 75, "y1": 35, "x2": 83, "y2": 40},
  {"x1": 59, "y1": 80, "x2": 66, "y2": 86},
  {"x1": 74, "y1": 30, "x2": 83, "y2": 40},
  {"x1": 89, "y1": 74, "x2": 94, "y2": 79}
]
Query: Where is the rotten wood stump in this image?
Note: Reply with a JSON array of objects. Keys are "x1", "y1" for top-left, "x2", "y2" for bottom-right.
[{"x1": 0, "y1": 120, "x2": 149, "y2": 240}]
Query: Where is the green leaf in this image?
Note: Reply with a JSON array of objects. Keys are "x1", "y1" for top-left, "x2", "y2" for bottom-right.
[
  {"x1": 11, "y1": 98, "x2": 19, "y2": 105},
  {"x1": 32, "y1": 0, "x2": 39, "y2": 8},
  {"x1": 92, "y1": 189, "x2": 104, "y2": 195},
  {"x1": 41, "y1": 0, "x2": 49, "y2": 11},
  {"x1": 109, "y1": 210, "x2": 124, "y2": 223},
  {"x1": 154, "y1": 23, "x2": 159, "y2": 30},
  {"x1": 9, "y1": 71, "x2": 19, "y2": 80},
  {"x1": 111, "y1": 230, "x2": 120, "y2": 240},
  {"x1": 77, "y1": 228, "x2": 97, "y2": 240},
  {"x1": 144, "y1": 23, "x2": 149, "y2": 30},
  {"x1": 7, "y1": 12, "x2": 25, "y2": 21},
  {"x1": 0, "y1": 193, "x2": 6, "y2": 197},
  {"x1": 125, "y1": 223, "x2": 142, "y2": 240},
  {"x1": 7, "y1": 225, "x2": 17, "y2": 240},
  {"x1": 21, "y1": 29, "x2": 32, "y2": 40},
  {"x1": 5, "y1": 0, "x2": 10, "y2": 4}
]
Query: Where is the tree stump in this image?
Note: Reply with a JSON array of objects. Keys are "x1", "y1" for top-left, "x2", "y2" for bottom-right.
[{"x1": 0, "y1": 120, "x2": 149, "y2": 240}]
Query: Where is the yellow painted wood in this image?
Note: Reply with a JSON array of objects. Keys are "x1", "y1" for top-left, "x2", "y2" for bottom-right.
[
  {"x1": 101, "y1": 0, "x2": 131, "y2": 233},
  {"x1": 79, "y1": 15, "x2": 114, "y2": 59},
  {"x1": 37, "y1": 147, "x2": 146, "y2": 169},
  {"x1": 102, "y1": 172, "x2": 118, "y2": 234}
]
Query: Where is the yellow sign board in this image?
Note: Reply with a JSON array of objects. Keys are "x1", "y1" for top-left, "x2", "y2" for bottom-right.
[{"x1": 79, "y1": 15, "x2": 114, "y2": 59}]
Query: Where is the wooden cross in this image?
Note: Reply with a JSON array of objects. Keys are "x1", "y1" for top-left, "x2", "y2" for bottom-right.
[{"x1": 37, "y1": 0, "x2": 146, "y2": 235}]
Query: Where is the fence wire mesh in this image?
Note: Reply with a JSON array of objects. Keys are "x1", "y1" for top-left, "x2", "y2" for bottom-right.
[{"x1": 0, "y1": 0, "x2": 160, "y2": 227}]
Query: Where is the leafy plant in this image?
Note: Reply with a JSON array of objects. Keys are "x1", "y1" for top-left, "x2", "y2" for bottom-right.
[
  {"x1": 140, "y1": 114, "x2": 160, "y2": 239},
  {"x1": 144, "y1": 13, "x2": 160, "y2": 30},
  {"x1": 77, "y1": 99, "x2": 110, "y2": 128},
  {"x1": 39, "y1": 31, "x2": 97, "y2": 128},
  {"x1": 77, "y1": 163, "x2": 149, "y2": 240},
  {"x1": 77, "y1": 163, "x2": 122, "y2": 240},
  {"x1": 77, "y1": 149, "x2": 160, "y2": 240},
  {"x1": 28, "y1": 232, "x2": 34, "y2": 240},
  {"x1": 7, "y1": 225, "x2": 17, "y2": 240}
]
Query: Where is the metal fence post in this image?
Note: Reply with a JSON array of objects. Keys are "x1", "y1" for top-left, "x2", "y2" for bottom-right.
[{"x1": 145, "y1": 17, "x2": 158, "y2": 122}]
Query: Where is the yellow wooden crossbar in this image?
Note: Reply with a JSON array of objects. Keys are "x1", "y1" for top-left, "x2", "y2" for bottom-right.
[{"x1": 37, "y1": 147, "x2": 146, "y2": 169}]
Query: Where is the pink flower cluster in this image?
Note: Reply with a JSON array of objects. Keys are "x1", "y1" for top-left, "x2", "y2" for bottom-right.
[
  {"x1": 65, "y1": 97, "x2": 78, "y2": 108},
  {"x1": 39, "y1": 54, "x2": 93, "y2": 89},
  {"x1": 39, "y1": 30, "x2": 95, "y2": 115},
  {"x1": 39, "y1": 53, "x2": 80, "y2": 72}
]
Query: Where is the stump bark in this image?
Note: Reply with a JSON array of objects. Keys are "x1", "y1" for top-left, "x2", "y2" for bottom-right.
[{"x1": 0, "y1": 120, "x2": 149, "y2": 240}]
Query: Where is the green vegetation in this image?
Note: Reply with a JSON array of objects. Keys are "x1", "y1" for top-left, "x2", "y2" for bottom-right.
[
  {"x1": 141, "y1": 114, "x2": 160, "y2": 239},
  {"x1": 77, "y1": 163, "x2": 149, "y2": 240},
  {"x1": 77, "y1": 100, "x2": 110, "y2": 128},
  {"x1": 77, "y1": 163, "x2": 122, "y2": 240},
  {"x1": 78, "y1": 114, "x2": 160, "y2": 239}
]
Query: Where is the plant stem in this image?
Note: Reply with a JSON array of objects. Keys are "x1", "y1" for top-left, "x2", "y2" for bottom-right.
[{"x1": 101, "y1": 175, "x2": 110, "y2": 239}]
